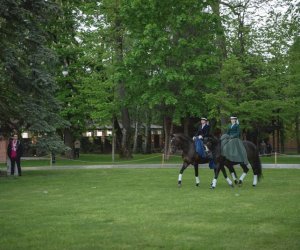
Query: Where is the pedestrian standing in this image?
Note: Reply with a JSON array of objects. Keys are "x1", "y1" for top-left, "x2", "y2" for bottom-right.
[
  {"x1": 74, "y1": 139, "x2": 81, "y2": 158},
  {"x1": 7, "y1": 134, "x2": 23, "y2": 176}
]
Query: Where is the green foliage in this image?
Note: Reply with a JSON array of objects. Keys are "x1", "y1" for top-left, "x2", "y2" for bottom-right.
[
  {"x1": 1, "y1": 0, "x2": 298, "y2": 152},
  {"x1": 123, "y1": 0, "x2": 219, "y2": 121},
  {"x1": 0, "y1": 0, "x2": 67, "y2": 152},
  {"x1": 0, "y1": 0, "x2": 63, "y2": 132},
  {"x1": 286, "y1": 36, "x2": 300, "y2": 111},
  {"x1": 33, "y1": 133, "x2": 69, "y2": 155}
]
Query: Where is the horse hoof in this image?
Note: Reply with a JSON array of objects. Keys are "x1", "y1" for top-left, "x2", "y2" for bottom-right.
[
  {"x1": 234, "y1": 180, "x2": 238, "y2": 185},
  {"x1": 238, "y1": 180, "x2": 243, "y2": 185},
  {"x1": 196, "y1": 183, "x2": 199, "y2": 187},
  {"x1": 252, "y1": 184, "x2": 256, "y2": 187}
]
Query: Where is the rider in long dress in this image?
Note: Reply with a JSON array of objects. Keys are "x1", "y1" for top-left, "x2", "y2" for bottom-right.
[
  {"x1": 222, "y1": 116, "x2": 248, "y2": 165},
  {"x1": 226, "y1": 116, "x2": 240, "y2": 139}
]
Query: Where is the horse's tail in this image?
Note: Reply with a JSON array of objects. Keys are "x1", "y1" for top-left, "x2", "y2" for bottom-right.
[{"x1": 254, "y1": 147, "x2": 263, "y2": 181}]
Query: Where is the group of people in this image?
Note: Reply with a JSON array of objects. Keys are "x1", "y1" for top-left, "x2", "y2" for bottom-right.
[
  {"x1": 193, "y1": 115, "x2": 243, "y2": 163},
  {"x1": 5, "y1": 117, "x2": 242, "y2": 175},
  {"x1": 195, "y1": 116, "x2": 240, "y2": 140},
  {"x1": 5, "y1": 134, "x2": 81, "y2": 176}
]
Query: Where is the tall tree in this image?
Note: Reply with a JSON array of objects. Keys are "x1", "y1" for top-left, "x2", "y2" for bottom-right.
[
  {"x1": 0, "y1": 0, "x2": 67, "y2": 150},
  {"x1": 52, "y1": 0, "x2": 95, "y2": 157},
  {"x1": 206, "y1": 0, "x2": 299, "y2": 147},
  {"x1": 286, "y1": 36, "x2": 300, "y2": 153},
  {"x1": 122, "y1": 0, "x2": 219, "y2": 157},
  {"x1": 88, "y1": 0, "x2": 133, "y2": 158}
]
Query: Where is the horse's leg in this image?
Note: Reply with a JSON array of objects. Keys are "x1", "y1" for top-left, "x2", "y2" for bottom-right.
[
  {"x1": 227, "y1": 163, "x2": 238, "y2": 184},
  {"x1": 220, "y1": 166, "x2": 233, "y2": 187},
  {"x1": 178, "y1": 162, "x2": 189, "y2": 187},
  {"x1": 252, "y1": 173, "x2": 258, "y2": 187},
  {"x1": 238, "y1": 164, "x2": 249, "y2": 185},
  {"x1": 211, "y1": 163, "x2": 222, "y2": 189},
  {"x1": 194, "y1": 163, "x2": 200, "y2": 187},
  {"x1": 249, "y1": 153, "x2": 262, "y2": 187},
  {"x1": 250, "y1": 160, "x2": 258, "y2": 187}
]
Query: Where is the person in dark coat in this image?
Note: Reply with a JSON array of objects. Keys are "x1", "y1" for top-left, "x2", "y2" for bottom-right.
[
  {"x1": 194, "y1": 118, "x2": 213, "y2": 161},
  {"x1": 195, "y1": 117, "x2": 210, "y2": 139},
  {"x1": 7, "y1": 134, "x2": 23, "y2": 176}
]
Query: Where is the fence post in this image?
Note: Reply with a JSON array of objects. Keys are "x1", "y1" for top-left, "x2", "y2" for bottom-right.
[{"x1": 161, "y1": 153, "x2": 164, "y2": 168}]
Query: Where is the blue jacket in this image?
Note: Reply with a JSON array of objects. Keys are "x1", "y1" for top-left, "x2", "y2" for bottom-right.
[{"x1": 226, "y1": 123, "x2": 240, "y2": 138}]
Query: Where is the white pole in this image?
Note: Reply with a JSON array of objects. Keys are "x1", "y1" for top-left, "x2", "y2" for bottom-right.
[
  {"x1": 161, "y1": 153, "x2": 164, "y2": 168},
  {"x1": 112, "y1": 124, "x2": 115, "y2": 163}
]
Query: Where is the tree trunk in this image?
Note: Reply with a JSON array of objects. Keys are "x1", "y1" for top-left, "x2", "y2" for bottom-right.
[
  {"x1": 280, "y1": 122, "x2": 285, "y2": 153},
  {"x1": 211, "y1": 0, "x2": 228, "y2": 130},
  {"x1": 119, "y1": 108, "x2": 132, "y2": 159},
  {"x1": 296, "y1": 114, "x2": 300, "y2": 153},
  {"x1": 143, "y1": 112, "x2": 151, "y2": 154},
  {"x1": 163, "y1": 115, "x2": 173, "y2": 160},
  {"x1": 277, "y1": 126, "x2": 280, "y2": 153},
  {"x1": 114, "y1": 9, "x2": 132, "y2": 159},
  {"x1": 113, "y1": 117, "x2": 122, "y2": 146},
  {"x1": 133, "y1": 120, "x2": 139, "y2": 153},
  {"x1": 113, "y1": 115, "x2": 132, "y2": 158},
  {"x1": 112, "y1": 119, "x2": 116, "y2": 162},
  {"x1": 64, "y1": 128, "x2": 73, "y2": 158}
]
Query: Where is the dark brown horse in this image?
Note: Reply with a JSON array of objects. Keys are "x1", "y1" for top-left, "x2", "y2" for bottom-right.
[
  {"x1": 204, "y1": 136, "x2": 263, "y2": 188},
  {"x1": 170, "y1": 133, "x2": 236, "y2": 188}
]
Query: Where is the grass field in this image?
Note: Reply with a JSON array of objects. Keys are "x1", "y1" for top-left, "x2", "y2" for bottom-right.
[{"x1": 0, "y1": 168, "x2": 299, "y2": 250}]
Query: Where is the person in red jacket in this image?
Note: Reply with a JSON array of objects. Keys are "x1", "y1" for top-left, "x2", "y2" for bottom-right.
[{"x1": 7, "y1": 134, "x2": 23, "y2": 176}]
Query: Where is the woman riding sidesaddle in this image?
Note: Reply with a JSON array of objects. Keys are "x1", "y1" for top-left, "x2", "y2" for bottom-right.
[{"x1": 221, "y1": 116, "x2": 248, "y2": 165}]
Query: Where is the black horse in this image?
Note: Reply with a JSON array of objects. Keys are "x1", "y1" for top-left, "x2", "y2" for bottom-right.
[
  {"x1": 204, "y1": 136, "x2": 263, "y2": 188},
  {"x1": 170, "y1": 133, "x2": 236, "y2": 188}
]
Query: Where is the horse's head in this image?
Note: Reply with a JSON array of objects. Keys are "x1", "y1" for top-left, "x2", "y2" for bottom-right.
[
  {"x1": 170, "y1": 134, "x2": 179, "y2": 154},
  {"x1": 170, "y1": 133, "x2": 193, "y2": 154}
]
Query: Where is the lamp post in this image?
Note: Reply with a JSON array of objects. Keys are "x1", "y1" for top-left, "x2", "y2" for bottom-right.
[{"x1": 61, "y1": 67, "x2": 73, "y2": 159}]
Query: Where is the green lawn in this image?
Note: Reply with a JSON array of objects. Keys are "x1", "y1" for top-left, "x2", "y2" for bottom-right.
[
  {"x1": 0, "y1": 153, "x2": 299, "y2": 168},
  {"x1": 0, "y1": 168, "x2": 299, "y2": 250},
  {"x1": 2, "y1": 153, "x2": 177, "y2": 168}
]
